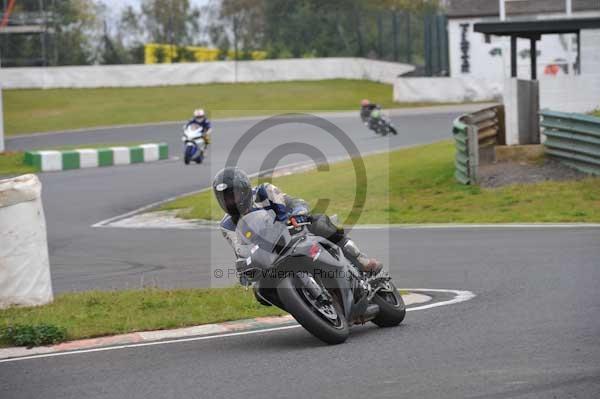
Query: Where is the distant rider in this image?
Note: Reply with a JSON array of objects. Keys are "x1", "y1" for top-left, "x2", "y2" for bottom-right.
[
  {"x1": 212, "y1": 167, "x2": 383, "y2": 276},
  {"x1": 360, "y1": 99, "x2": 383, "y2": 131},
  {"x1": 185, "y1": 109, "x2": 212, "y2": 146},
  {"x1": 360, "y1": 99, "x2": 380, "y2": 125}
]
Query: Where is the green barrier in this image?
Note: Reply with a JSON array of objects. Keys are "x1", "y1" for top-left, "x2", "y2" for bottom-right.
[
  {"x1": 540, "y1": 110, "x2": 600, "y2": 176},
  {"x1": 452, "y1": 116, "x2": 473, "y2": 184},
  {"x1": 452, "y1": 105, "x2": 505, "y2": 185}
]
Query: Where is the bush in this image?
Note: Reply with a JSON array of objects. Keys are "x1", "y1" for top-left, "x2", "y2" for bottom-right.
[{"x1": 1, "y1": 324, "x2": 67, "y2": 348}]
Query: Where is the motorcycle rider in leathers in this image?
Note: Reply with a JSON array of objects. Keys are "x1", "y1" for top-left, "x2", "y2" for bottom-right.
[
  {"x1": 186, "y1": 108, "x2": 212, "y2": 147},
  {"x1": 212, "y1": 167, "x2": 383, "y2": 276},
  {"x1": 360, "y1": 99, "x2": 382, "y2": 132}
]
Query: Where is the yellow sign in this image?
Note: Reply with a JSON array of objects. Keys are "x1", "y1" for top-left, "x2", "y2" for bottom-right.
[{"x1": 144, "y1": 43, "x2": 267, "y2": 64}]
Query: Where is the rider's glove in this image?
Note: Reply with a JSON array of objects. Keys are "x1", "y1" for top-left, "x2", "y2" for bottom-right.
[
  {"x1": 289, "y1": 205, "x2": 310, "y2": 226},
  {"x1": 291, "y1": 214, "x2": 309, "y2": 225}
]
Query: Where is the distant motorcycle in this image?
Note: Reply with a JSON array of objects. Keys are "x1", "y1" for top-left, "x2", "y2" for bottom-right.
[
  {"x1": 368, "y1": 109, "x2": 397, "y2": 136},
  {"x1": 182, "y1": 124, "x2": 207, "y2": 164},
  {"x1": 235, "y1": 209, "x2": 406, "y2": 345}
]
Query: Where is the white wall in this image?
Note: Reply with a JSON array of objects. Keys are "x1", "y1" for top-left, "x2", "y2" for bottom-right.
[
  {"x1": 581, "y1": 27, "x2": 600, "y2": 74},
  {"x1": 539, "y1": 74, "x2": 600, "y2": 113},
  {"x1": 0, "y1": 58, "x2": 414, "y2": 89},
  {"x1": 394, "y1": 76, "x2": 503, "y2": 103},
  {"x1": 394, "y1": 75, "x2": 600, "y2": 113}
]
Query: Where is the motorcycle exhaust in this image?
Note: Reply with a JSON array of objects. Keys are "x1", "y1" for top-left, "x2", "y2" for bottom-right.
[{"x1": 354, "y1": 303, "x2": 380, "y2": 325}]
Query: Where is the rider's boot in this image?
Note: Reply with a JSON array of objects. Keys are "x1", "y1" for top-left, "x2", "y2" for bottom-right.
[{"x1": 342, "y1": 239, "x2": 383, "y2": 276}]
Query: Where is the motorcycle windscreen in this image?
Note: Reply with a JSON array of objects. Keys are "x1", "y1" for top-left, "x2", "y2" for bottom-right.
[
  {"x1": 236, "y1": 209, "x2": 291, "y2": 254},
  {"x1": 184, "y1": 125, "x2": 204, "y2": 140}
]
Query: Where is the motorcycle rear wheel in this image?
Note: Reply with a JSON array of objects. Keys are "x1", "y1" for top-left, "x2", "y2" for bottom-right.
[
  {"x1": 277, "y1": 276, "x2": 349, "y2": 345},
  {"x1": 371, "y1": 281, "x2": 406, "y2": 327}
]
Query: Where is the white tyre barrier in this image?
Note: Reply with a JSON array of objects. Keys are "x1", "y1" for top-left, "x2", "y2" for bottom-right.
[{"x1": 0, "y1": 174, "x2": 53, "y2": 308}]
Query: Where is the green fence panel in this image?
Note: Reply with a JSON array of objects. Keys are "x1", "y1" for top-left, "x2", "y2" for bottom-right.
[
  {"x1": 541, "y1": 110, "x2": 600, "y2": 176},
  {"x1": 453, "y1": 115, "x2": 471, "y2": 185},
  {"x1": 544, "y1": 129, "x2": 600, "y2": 146},
  {"x1": 544, "y1": 138, "x2": 600, "y2": 160}
]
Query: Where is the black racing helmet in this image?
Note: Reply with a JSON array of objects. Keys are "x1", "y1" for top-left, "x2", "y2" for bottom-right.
[{"x1": 212, "y1": 167, "x2": 253, "y2": 220}]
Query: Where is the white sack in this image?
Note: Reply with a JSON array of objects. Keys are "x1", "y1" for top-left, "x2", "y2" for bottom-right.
[{"x1": 0, "y1": 174, "x2": 53, "y2": 308}]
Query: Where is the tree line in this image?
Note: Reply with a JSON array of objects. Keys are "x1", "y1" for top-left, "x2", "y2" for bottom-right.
[{"x1": 1, "y1": 0, "x2": 440, "y2": 67}]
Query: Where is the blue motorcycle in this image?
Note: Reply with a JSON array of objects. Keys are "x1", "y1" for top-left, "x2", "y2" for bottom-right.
[{"x1": 182, "y1": 124, "x2": 207, "y2": 165}]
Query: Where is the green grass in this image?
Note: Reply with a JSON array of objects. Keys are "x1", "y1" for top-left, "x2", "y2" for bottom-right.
[
  {"x1": 160, "y1": 140, "x2": 600, "y2": 223},
  {"x1": 46, "y1": 142, "x2": 145, "y2": 151},
  {"x1": 4, "y1": 80, "x2": 453, "y2": 135},
  {"x1": 0, "y1": 142, "x2": 145, "y2": 177},
  {"x1": 0, "y1": 152, "x2": 38, "y2": 177},
  {"x1": 0, "y1": 287, "x2": 286, "y2": 347},
  {"x1": 0, "y1": 288, "x2": 414, "y2": 347}
]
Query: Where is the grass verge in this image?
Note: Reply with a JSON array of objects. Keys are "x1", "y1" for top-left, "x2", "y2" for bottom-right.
[
  {"x1": 0, "y1": 287, "x2": 286, "y2": 347},
  {"x1": 0, "y1": 152, "x2": 38, "y2": 177},
  {"x1": 160, "y1": 140, "x2": 600, "y2": 223},
  {"x1": 0, "y1": 288, "x2": 414, "y2": 347},
  {"x1": 5, "y1": 79, "x2": 456, "y2": 135}
]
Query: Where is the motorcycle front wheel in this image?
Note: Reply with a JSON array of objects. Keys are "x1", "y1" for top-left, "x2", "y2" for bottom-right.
[
  {"x1": 371, "y1": 281, "x2": 406, "y2": 327},
  {"x1": 184, "y1": 145, "x2": 195, "y2": 165},
  {"x1": 277, "y1": 276, "x2": 349, "y2": 345}
]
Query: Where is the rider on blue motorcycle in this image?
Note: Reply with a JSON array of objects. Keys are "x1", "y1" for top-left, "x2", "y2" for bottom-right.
[
  {"x1": 186, "y1": 109, "x2": 212, "y2": 146},
  {"x1": 212, "y1": 167, "x2": 383, "y2": 276}
]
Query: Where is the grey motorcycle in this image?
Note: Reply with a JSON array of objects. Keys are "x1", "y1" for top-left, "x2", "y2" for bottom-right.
[{"x1": 235, "y1": 209, "x2": 405, "y2": 345}]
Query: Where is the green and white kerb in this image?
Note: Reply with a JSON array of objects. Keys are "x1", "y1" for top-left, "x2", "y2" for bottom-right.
[{"x1": 24, "y1": 143, "x2": 168, "y2": 172}]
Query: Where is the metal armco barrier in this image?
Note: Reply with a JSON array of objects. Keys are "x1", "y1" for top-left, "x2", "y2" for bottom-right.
[
  {"x1": 452, "y1": 116, "x2": 471, "y2": 184},
  {"x1": 452, "y1": 105, "x2": 505, "y2": 184},
  {"x1": 541, "y1": 110, "x2": 600, "y2": 175}
]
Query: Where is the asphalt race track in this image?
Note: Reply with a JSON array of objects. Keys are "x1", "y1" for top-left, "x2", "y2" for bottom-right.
[
  {"x1": 7, "y1": 107, "x2": 475, "y2": 292},
  {"x1": 3, "y1": 106, "x2": 600, "y2": 398}
]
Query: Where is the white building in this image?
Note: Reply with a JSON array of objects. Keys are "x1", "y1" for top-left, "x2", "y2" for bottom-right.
[
  {"x1": 393, "y1": 0, "x2": 600, "y2": 113},
  {"x1": 446, "y1": 0, "x2": 600, "y2": 80}
]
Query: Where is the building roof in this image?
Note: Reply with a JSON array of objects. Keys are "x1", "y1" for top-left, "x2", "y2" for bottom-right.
[
  {"x1": 447, "y1": 0, "x2": 600, "y2": 19},
  {"x1": 473, "y1": 17, "x2": 600, "y2": 37}
]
